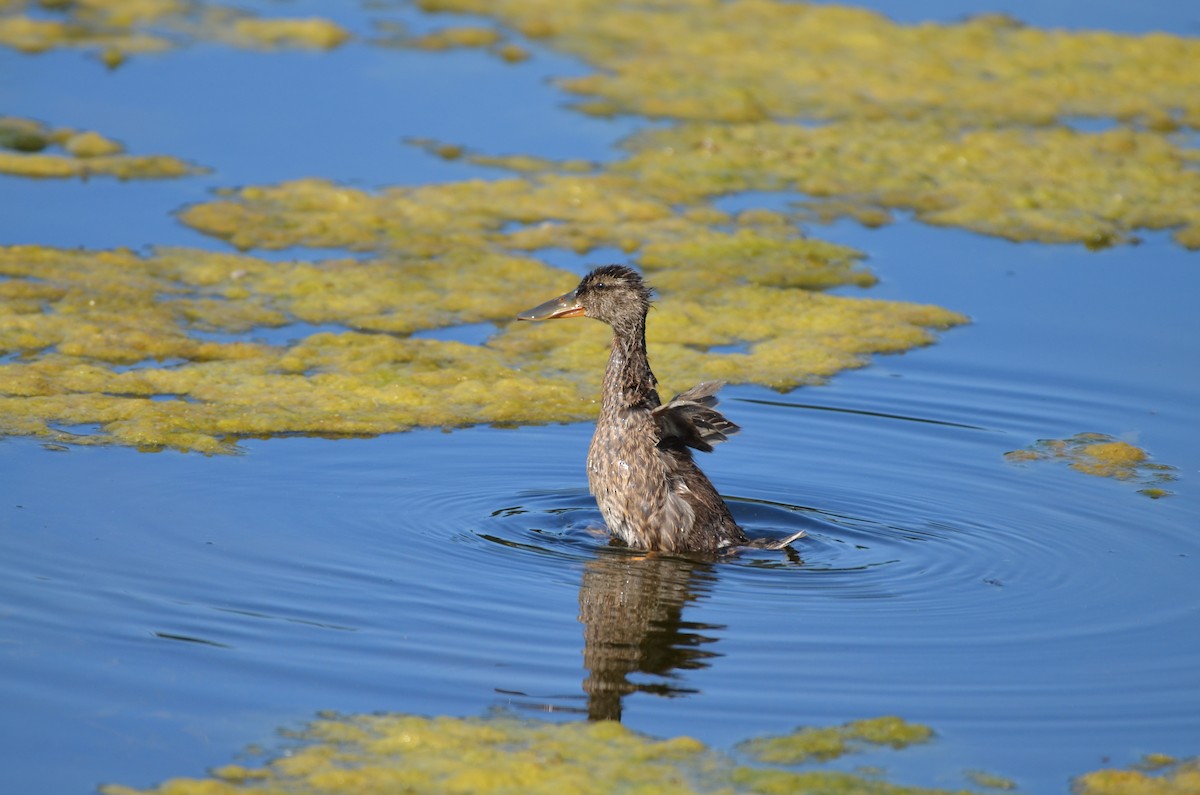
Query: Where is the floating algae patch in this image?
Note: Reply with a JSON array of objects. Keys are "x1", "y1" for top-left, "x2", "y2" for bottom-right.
[
  {"x1": 963, "y1": 770, "x2": 1017, "y2": 791},
  {"x1": 0, "y1": 11, "x2": 171, "y2": 58},
  {"x1": 1005, "y1": 433, "x2": 1179, "y2": 497},
  {"x1": 179, "y1": 174, "x2": 962, "y2": 387},
  {"x1": 411, "y1": 0, "x2": 1200, "y2": 249},
  {"x1": 370, "y1": 21, "x2": 531, "y2": 63},
  {"x1": 737, "y1": 716, "x2": 934, "y2": 765},
  {"x1": 637, "y1": 227, "x2": 877, "y2": 293},
  {"x1": 184, "y1": 116, "x2": 1200, "y2": 254},
  {"x1": 219, "y1": 17, "x2": 351, "y2": 50},
  {"x1": 168, "y1": 164, "x2": 964, "y2": 450},
  {"x1": 0, "y1": 0, "x2": 350, "y2": 60},
  {"x1": 1075, "y1": 756, "x2": 1200, "y2": 795},
  {"x1": 0, "y1": 245, "x2": 586, "y2": 452},
  {"x1": 405, "y1": 25, "x2": 502, "y2": 51},
  {"x1": 0, "y1": 115, "x2": 204, "y2": 180},
  {"x1": 408, "y1": 137, "x2": 594, "y2": 174},
  {"x1": 180, "y1": 173, "x2": 678, "y2": 253},
  {"x1": 616, "y1": 121, "x2": 1200, "y2": 250},
  {"x1": 416, "y1": 0, "x2": 1200, "y2": 128},
  {"x1": 100, "y1": 711, "x2": 985, "y2": 795},
  {"x1": 177, "y1": 161, "x2": 881, "y2": 296},
  {"x1": 0, "y1": 240, "x2": 963, "y2": 452}
]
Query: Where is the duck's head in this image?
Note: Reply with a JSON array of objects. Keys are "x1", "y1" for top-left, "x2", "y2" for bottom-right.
[{"x1": 517, "y1": 265, "x2": 652, "y2": 330}]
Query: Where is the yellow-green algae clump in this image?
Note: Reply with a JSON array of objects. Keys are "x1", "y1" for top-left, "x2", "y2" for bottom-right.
[
  {"x1": 416, "y1": 0, "x2": 1200, "y2": 126},
  {"x1": 96, "y1": 711, "x2": 1200, "y2": 795},
  {"x1": 30, "y1": 0, "x2": 1200, "y2": 449},
  {"x1": 0, "y1": 238, "x2": 961, "y2": 452},
  {"x1": 18, "y1": 150, "x2": 961, "y2": 454},
  {"x1": 0, "y1": 115, "x2": 204, "y2": 180},
  {"x1": 100, "y1": 712, "x2": 966, "y2": 795},
  {"x1": 964, "y1": 770, "x2": 1017, "y2": 791},
  {"x1": 7, "y1": 0, "x2": 1200, "y2": 244},
  {"x1": 414, "y1": 0, "x2": 1200, "y2": 249},
  {"x1": 616, "y1": 122, "x2": 1200, "y2": 250},
  {"x1": 0, "y1": 245, "x2": 582, "y2": 453},
  {"x1": 1005, "y1": 433, "x2": 1179, "y2": 498},
  {"x1": 737, "y1": 716, "x2": 933, "y2": 764},
  {"x1": 1076, "y1": 756, "x2": 1200, "y2": 795},
  {"x1": 222, "y1": 17, "x2": 350, "y2": 50},
  {"x1": 370, "y1": 21, "x2": 531, "y2": 63},
  {"x1": 0, "y1": 0, "x2": 350, "y2": 61}
]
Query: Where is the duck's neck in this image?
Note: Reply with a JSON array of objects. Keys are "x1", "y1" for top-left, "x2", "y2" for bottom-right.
[{"x1": 602, "y1": 317, "x2": 659, "y2": 414}]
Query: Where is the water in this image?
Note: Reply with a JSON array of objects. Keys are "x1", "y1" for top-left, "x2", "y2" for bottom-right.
[{"x1": 2, "y1": 1, "x2": 1199, "y2": 794}]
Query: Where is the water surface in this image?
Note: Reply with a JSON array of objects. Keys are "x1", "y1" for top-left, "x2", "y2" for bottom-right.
[{"x1": 1, "y1": 1, "x2": 1199, "y2": 794}]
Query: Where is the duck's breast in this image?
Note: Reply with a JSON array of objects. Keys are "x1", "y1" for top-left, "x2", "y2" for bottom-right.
[{"x1": 587, "y1": 409, "x2": 694, "y2": 550}]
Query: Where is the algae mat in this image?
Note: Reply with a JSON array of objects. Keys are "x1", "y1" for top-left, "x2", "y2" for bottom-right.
[
  {"x1": 99, "y1": 711, "x2": 1198, "y2": 795},
  {"x1": 0, "y1": 243, "x2": 961, "y2": 453},
  {"x1": 415, "y1": 0, "x2": 1200, "y2": 248},
  {"x1": 1005, "y1": 433, "x2": 1179, "y2": 499},
  {"x1": 0, "y1": 115, "x2": 204, "y2": 180},
  {"x1": 0, "y1": 0, "x2": 349, "y2": 65},
  {"x1": 2, "y1": 0, "x2": 1198, "y2": 453}
]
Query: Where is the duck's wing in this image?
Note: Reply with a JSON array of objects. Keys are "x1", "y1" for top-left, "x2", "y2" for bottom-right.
[{"x1": 653, "y1": 380, "x2": 740, "y2": 453}]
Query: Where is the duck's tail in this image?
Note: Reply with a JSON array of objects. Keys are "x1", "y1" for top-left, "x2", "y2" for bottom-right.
[{"x1": 744, "y1": 529, "x2": 808, "y2": 550}]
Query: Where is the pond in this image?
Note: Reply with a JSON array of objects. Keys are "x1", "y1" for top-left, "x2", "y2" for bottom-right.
[{"x1": 1, "y1": 1, "x2": 1198, "y2": 794}]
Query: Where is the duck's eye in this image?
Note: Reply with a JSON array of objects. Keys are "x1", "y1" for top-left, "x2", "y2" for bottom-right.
[{"x1": 594, "y1": 281, "x2": 606, "y2": 289}]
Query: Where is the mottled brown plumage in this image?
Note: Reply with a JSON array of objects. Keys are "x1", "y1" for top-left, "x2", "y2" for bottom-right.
[{"x1": 518, "y1": 265, "x2": 754, "y2": 553}]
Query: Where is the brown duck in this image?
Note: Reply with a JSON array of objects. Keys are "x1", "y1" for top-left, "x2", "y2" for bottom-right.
[{"x1": 518, "y1": 265, "x2": 804, "y2": 554}]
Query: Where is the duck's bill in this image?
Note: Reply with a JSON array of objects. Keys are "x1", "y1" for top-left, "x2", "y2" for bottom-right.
[{"x1": 517, "y1": 290, "x2": 586, "y2": 321}]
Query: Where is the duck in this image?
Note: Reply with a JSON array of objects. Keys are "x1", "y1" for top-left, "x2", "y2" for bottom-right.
[{"x1": 518, "y1": 265, "x2": 804, "y2": 554}]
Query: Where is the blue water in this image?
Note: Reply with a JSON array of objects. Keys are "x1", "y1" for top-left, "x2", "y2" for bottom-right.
[{"x1": 2, "y1": 2, "x2": 1199, "y2": 794}]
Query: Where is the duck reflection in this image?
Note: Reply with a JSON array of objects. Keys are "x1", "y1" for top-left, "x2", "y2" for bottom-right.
[{"x1": 578, "y1": 550, "x2": 724, "y2": 721}]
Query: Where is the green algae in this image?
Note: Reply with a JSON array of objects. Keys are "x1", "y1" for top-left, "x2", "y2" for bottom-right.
[
  {"x1": 0, "y1": 116, "x2": 53, "y2": 152},
  {"x1": 0, "y1": 115, "x2": 204, "y2": 180},
  {"x1": 409, "y1": 138, "x2": 594, "y2": 174},
  {"x1": 18, "y1": 0, "x2": 1200, "y2": 451},
  {"x1": 417, "y1": 0, "x2": 1200, "y2": 128},
  {"x1": 0, "y1": 12, "x2": 171, "y2": 57},
  {"x1": 169, "y1": 161, "x2": 963, "y2": 434},
  {"x1": 370, "y1": 21, "x2": 531, "y2": 63},
  {"x1": 964, "y1": 770, "x2": 1017, "y2": 790},
  {"x1": 737, "y1": 716, "x2": 933, "y2": 765},
  {"x1": 6, "y1": 0, "x2": 1200, "y2": 245},
  {"x1": 0, "y1": 0, "x2": 350, "y2": 59},
  {"x1": 0, "y1": 243, "x2": 962, "y2": 452},
  {"x1": 100, "y1": 713, "x2": 728, "y2": 795},
  {"x1": 617, "y1": 122, "x2": 1200, "y2": 250},
  {"x1": 0, "y1": 245, "x2": 587, "y2": 452},
  {"x1": 222, "y1": 17, "x2": 351, "y2": 50},
  {"x1": 178, "y1": 168, "x2": 878, "y2": 295},
  {"x1": 407, "y1": 25, "x2": 503, "y2": 50},
  {"x1": 369, "y1": 21, "x2": 530, "y2": 63},
  {"x1": 98, "y1": 712, "x2": 962, "y2": 795},
  {"x1": 5, "y1": 3, "x2": 985, "y2": 452},
  {"x1": 1004, "y1": 433, "x2": 1179, "y2": 497},
  {"x1": 411, "y1": 0, "x2": 1200, "y2": 249},
  {"x1": 1075, "y1": 756, "x2": 1200, "y2": 795},
  {"x1": 96, "y1": 710, "x2": 1200, "y2": 795},
  {"x1": 729, "y1": 768, "x2": 973, "y2": 795}
]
